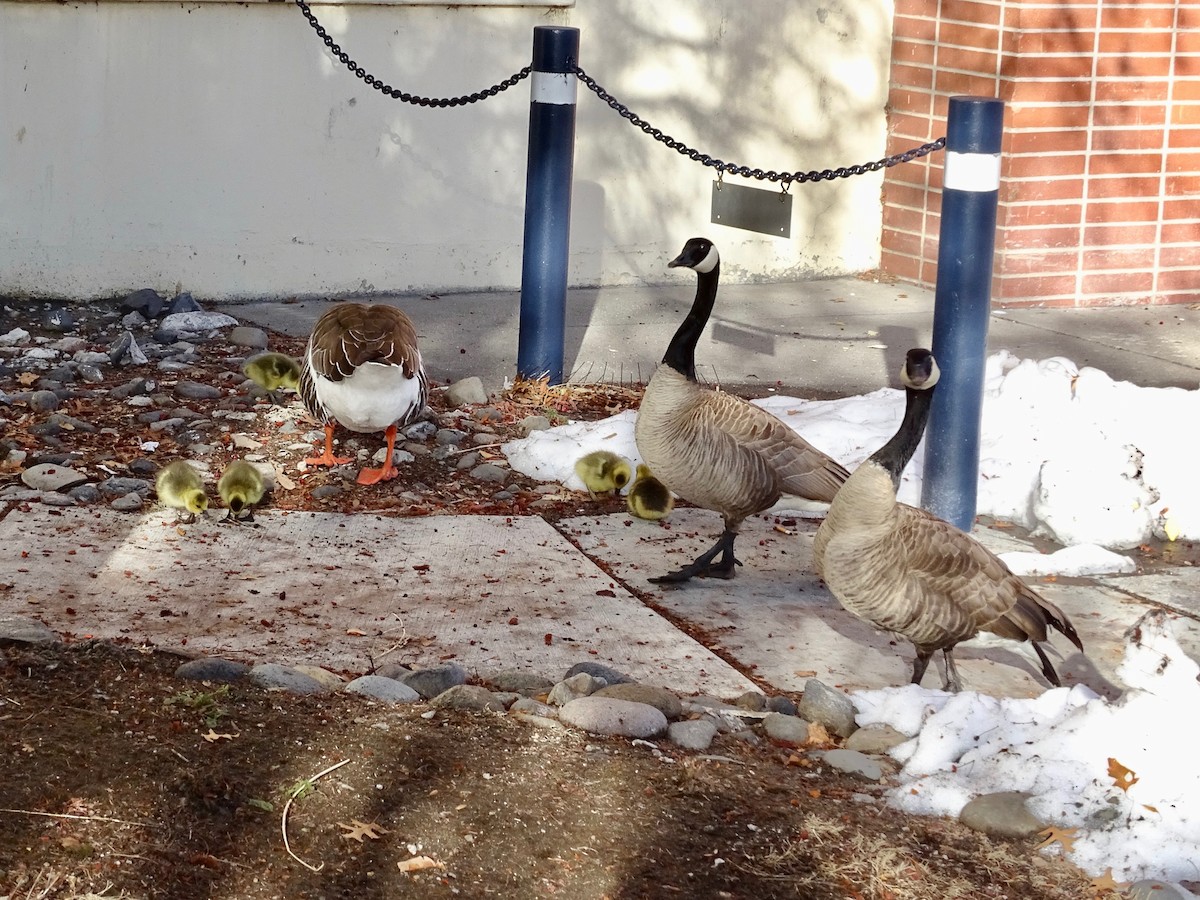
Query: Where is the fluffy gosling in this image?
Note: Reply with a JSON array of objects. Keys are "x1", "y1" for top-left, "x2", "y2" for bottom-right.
[
  {"x1": 155, "y1": 460, "x2": 209, "y2": 523},
  {"x1": 627, "y1": 464, "x2": 674, "y2": 521},
  {"x1": 574, "y1": 450, "x2": 633, "y2": 498},
  {"x1": 242, "y1": 352, "x2": 302, "y2": 404},
  {"x1": 218, "y1": 460, "x2": 267, "y2": 523}
]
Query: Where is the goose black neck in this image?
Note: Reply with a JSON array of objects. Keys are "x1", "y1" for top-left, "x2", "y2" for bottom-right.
[
  {"x1": 662, "y1": 262, "x2": 719, "y2": 381},
  {"x1": 870, "y1": 384, "x2": 935, "y2": 490}
]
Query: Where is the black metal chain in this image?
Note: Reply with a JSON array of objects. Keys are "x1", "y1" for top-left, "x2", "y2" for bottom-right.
[
  {"x1": 574, "y1": 65, "x2": 946, "y2": 185},
  {"x1": 293, "y1": 0, "x2": 530, "y2": 107}
]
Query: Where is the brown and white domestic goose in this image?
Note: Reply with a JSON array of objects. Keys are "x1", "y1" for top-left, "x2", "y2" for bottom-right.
[
  {"x1": 812, "y1": 348, "x2": 1084, "y2": 692},
  {"x1": 298, "y1": 302, "x2": 429, "y2": 485},
  {"x1": 634, "y1": 237, "x2": 849, "y2": 583}
]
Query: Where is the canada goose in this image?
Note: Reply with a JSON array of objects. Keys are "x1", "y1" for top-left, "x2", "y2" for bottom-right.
[
  {"x1": 634, "y1": 237, "x2": 849, "y2": 583},
  {"x1": 812, "y1": 348, "x2": 1084, "y2": 692},
  {"x1": 242, "y1": 352, "x2": 302, "y2": 404},
  {"x1": 627, "y1": 464, "x2": 674, "y2": 521},
  {"x1": 218, "y1": 460, "x2": 267, "y2": 523},
  {"x1": 155, "y1": 460, "x2": 209, "y2": 523},
  {"x1": 574, "y1": 450, "x2": 633, "y2": 498},
  {"x1": 297, "y1": 302, "x2": 429, "y2": 485}
]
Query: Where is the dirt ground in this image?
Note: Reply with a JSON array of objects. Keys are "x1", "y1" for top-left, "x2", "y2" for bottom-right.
[
  {"x1": 0, "y1": 297, "x2": 1187, "y2": 898},
  {"x1": 1, "y1": 639, "x2": 1100, "y2": 900}
]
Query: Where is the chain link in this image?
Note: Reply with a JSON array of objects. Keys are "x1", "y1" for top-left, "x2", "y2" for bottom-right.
[
  {"x1": 293, "y1": 0, "x2": 530, "y2": 107},
  {"x1": 574, "y1": 65, "x2": 945, "y2": 184}
]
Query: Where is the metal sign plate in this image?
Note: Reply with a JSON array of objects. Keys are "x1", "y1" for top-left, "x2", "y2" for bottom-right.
[{"x1": 710, "y1": 180, "x2": 792, "y2": 238}]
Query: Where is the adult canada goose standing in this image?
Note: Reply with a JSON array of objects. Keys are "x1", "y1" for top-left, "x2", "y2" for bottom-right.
[
  {"x1": 626, "y1": 464, "x2": 674, "y2": 521},
  {"x1": 634, "y1": 237, "x2": 849, "y2": 583},
  {"x1": 812, "y1": 348, "x2": 1084, "y2": 692},
  {"x1": 574, "y1": 450, "x2": 633, "y2": 498},
  {"x1": 298, "y1": 302, "x2": 429, "y2": 485},
  {"x1": 218, "y1": 459, "x2": 267, "y2": 523},
  {"x1": 155, "y1": 460, "x2": 209, "y2": 523}
]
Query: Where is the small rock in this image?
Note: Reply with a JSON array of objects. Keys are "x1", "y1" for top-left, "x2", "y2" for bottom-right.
[
  {"x1": 67, "y1": 484, "x2": 102, "y2": 503},
  {"x1": 248, "y1": 663, "x2": 328, "y2": 695},
  {"x1": 310, "y1": 485, "x2": 343, "y2": 500},
  {"x1": 845, "y1": 724, "x2": 909, "y2": 755},
  {"x1": 519, "y1": 415, "x2": 552, "y2": 435},
  {"x1": 292, "y1": 665, "x2": 344, "y2": 690},
  {"x1": 959, "y1": 791, "x2": 1045, "y2": 838},
  {"x1": 455, "y1": 452, "x2": 481, "y2": 470},
  {"x1": 593, "y1": 684, "x2": 682, "y2": 720},
  {"x1": 76, "y1": 364, "x2": 105, "y2": 384},
  {"x1": 765, "y1": 695, "x2": 798, "y2": 716},
  {"x1": 43, "y1": 308, "x2": 76, "y2": 332},
  {"x1": 763, "y1": 713, "x2": 812, "y2": 745},
  {"x1": 160, "y1": 310, "x2": 237, "y2": 333},
  {"x1": 371, "y1": 447, "x2": 415, "y2": 466},
  {"x1": 487, "y1": 671, "x2": 555, "y2": 697},
  {"x1": 175, "y1": 657, "x2": 250, "y2": 683},
  {"x1": 122, "y1": 311, "x2": 149, "y2": 329},
  {"x1": 559, "y1": 697, "x2": 668, "y2": 739},
  {"x1": 0, "y1": 614, "x2": 60, "y2": 644},
  {"x1": 122, "y1": 288, "x2": 165, "y2": 318},
  {"x1": 445, "y1": 376, "x2": 488, "y2": 407},
  {"x1": 345, "y1": 675, "x2": 421, "y2": 704},
  {"x1": 0, "y1": 327, "x2": 31, "y2": 346},
  {"x1": 110, "y1": 492, "x2": 145, "y2": 512},
  {"x1": 40, "y1": 492, "x2": 77, "y2": 507},
  {"x1": 97, "y1": 477, "x2": 153, "y2": 497},
  {"x1": 548, "y1": 672, "x2": 608, "y2": 706},
  {"x1": 228, "y1": 326, "x2": 269, "y2": 350},
  {"x1": 509, "y1": 697, "x2": 558, "y2": 718},
  {"x1": 733, "y1": 691, "x2": 766, "y2": 711},
  {"x1": 111, "y1": 378, "x2": 152, "y2": 399},
  {"x1": 565, "y1": 661, "x2": 633, "y2": 685},
  {"x1": 429, "y1": 685, "x2": 506, "y2": 712},
  {"x1": 667, "y1": 719, "x2": 719, "y2": 751},
  {"x1": 372, "y1": 661, "x2": 412, "y2": 680},
  {"x1": 21, "y1": 463, "x2": 88, "y2": 492},
  {"x1": 174, "y1": 381, "x2": 223, "y2": 400},
  {"x1": 799, "y1": 678, "x2": 858, "y2": 738},
  {"x1": 818, "y1": 748, "x2": 885, "y2": 781},
  {"x1": 470, "y1": 463, "x2": 508, "y2": 483},
  {"x1": 165, "y1": 292, "x2": 203, "y2": 315},
  {"x1": 435, "y1": 428, "x2": 468, "y2": 447},
  {"x1": 399, "y1": 662, "x2": 468, "y2": 699},
  {"x1": 473, "y1": 407, "x2": 503, "y2": 425},
  {"x1": 26, "y1": 390, "x2": 61, "y2": 412},
  {"x1": 403, "y1": 421, "x2": 437, "y2": 440}
]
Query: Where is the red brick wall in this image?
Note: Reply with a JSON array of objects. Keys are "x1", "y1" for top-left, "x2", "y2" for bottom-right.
[{"x1": 882, "y1": 0, "x2": 1200, "y2": 306}]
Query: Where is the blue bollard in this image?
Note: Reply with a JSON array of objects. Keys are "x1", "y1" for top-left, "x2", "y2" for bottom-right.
[
  {"x1": 516, "y1": 26, "x2": 580, "y2": 384},
  {"x1": 920, "y1": 96, "x2": 1005, "y2": 531}
]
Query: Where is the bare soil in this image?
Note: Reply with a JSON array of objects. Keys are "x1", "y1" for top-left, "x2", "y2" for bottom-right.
[{"x1": 1, "y1": 297, "x2": 1183, "y2": 898}]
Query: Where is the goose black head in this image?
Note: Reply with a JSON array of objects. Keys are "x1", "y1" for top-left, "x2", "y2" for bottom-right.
[
  {"x1": 901, "y1": 348, "x2": 940, "y2": 391},
  {"x1": 668, "y1": 237, "x2": 719, "y2": 274}
]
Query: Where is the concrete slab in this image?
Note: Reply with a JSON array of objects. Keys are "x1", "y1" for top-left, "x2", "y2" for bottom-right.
[
  {"x1": 1099, "y1": 567, "x2": 1200, "y2": 617},
  {"x1": 559, "y1": 508, "x2": 1200, "y2": 700},
  {"x1": 0, "y1": 506, "x2": 757, "y2": 697}
]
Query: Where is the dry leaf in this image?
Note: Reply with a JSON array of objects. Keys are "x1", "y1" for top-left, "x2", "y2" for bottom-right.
[
  {"x1": 803, "y1": 721, "x2": 834, "y2": 748},
  {"x1": 397, "y1": 855, "x2": 443, "y2": 874},
  {"x1": 1090, "y1": 868, "x2": 1124, "y2": 895},
  {"x1": 346, "y1": 628, "x2": 367, "y2": 637},
  {"x1": 202, "y1": 730, "x2": 238, "y2": 743},
  {"x1": 275, "y1": 471, "x2": 296, "y2": 491},
  {"x1": 338, "y1": 820, "x2": 389, "y2": 843},
  {"x1": 1035, "y1": 825, "x2": 1078, "y2": 854},
  {"x1": 17, "y1": 372, "x2": 38, "y2": 386},
  {"x1": 1107, "y1": 757, "x2": 1138, "y2": 792},
  {"x1": 793, "y1": 669, "x2": 818, "y2": 678}
]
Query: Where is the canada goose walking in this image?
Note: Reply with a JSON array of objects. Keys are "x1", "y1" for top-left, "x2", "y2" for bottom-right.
[
  {"x1": 298, "y1": 302, "x2": 429, "y2": 485},
  {"x1": 812, "y1": 348, "x2": 1084, "y2": 692},
  {"x1": 242, "y1": 352, "x2": 302, "y2": 404},
  {"x1": 627, "y1": 464, "x2": 674, "y2": 521},
  {"x1": 155, "y1": 460, "x2": 209, "y2": 523},
  {"x1": 574, "y1": 450, "x2": 633, "y2": 498},
  {"x1": 634, "y1": 237, "x2": 849, "y2": 583},
  {"x1": 218, "y1": 460, "x2": 267, "y2": 523}
]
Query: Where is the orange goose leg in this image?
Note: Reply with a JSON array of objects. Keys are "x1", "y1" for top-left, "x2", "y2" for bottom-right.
[
  {"x1": 304, "y1": 423, "x2": 353, "y2": 469},
  {"x1": 356, "y1": 424, "x2": 401, "y2": 485}
]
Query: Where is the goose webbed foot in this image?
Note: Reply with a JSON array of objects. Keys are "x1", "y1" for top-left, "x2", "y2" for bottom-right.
[{"x1": 649, "y1": 530, "x2": 742, "y2": 584}]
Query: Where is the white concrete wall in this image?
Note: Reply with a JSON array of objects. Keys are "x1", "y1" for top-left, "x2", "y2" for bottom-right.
[{"x1": 0, "y1": 0, "x2": 895, "y2": 300}]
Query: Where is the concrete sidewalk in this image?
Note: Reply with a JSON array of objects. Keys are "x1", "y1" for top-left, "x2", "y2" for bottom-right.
[
  {"x1": 218, "y1": 277, "x2": 1200, "y2": 396},
  {"x1": 5, "y1": 277, "x2": 1192, "y2": 700}
]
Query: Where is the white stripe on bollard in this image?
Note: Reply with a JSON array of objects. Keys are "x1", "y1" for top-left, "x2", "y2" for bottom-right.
[
  {"x1": 943, "y1": 151, "x2": 1001, "y2": 192},
  {"x1": 530, "y1": 71, "x2": 578, "y2": 105}
]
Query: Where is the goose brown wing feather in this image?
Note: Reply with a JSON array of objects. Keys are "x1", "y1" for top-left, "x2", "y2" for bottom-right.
[
  {"x1": 308, "y1": 303, "x2": 422, "y2": 382},
  {"x1": 695, "y1": 390, "x2": 848, "y2": 503}
]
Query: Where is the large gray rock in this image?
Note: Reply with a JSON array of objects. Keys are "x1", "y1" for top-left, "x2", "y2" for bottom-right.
[
  {"x1": 399, "y1": 662, "x2": 468, "y2": 699},
  {"x1": 429, "y1": 684, "x2": 506, "y2": 712},
  {"x1": 959, "y1": 791, "x2": 1045, "y2": 838},
  {"x1": 175, "y1": 657, "x2": 250, "y2": 683},
  {"x1": 247, "y1": 663, "x2": 328, "y2": 695},
  {"x1": 559, "y1": 697, "x2": 668, "y2": 739},
  {"x1": 160, "y1": 311, "x2": 237, "y2": 333},
  {"x1": 445, "y1": 376, "x2": 488, "y2": 407},
  {"x1": 762, "y1": 712, "x2": 811, "y2": 745},
  {"x1": 0, "y1": 614, "x2": 59, "y2": 644},
  {"x1": 799, "y1": 678, "x2": 858, "y2": 738},
  {"x1": 667, "y1": 718, "x2": 719, "y2": 751},
  {"x1": 345, "y1": 675, "x2": 421, "y2": 704},
  {"x1": 593, "y1": 683, "x2": 682, "y2": 720}
]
